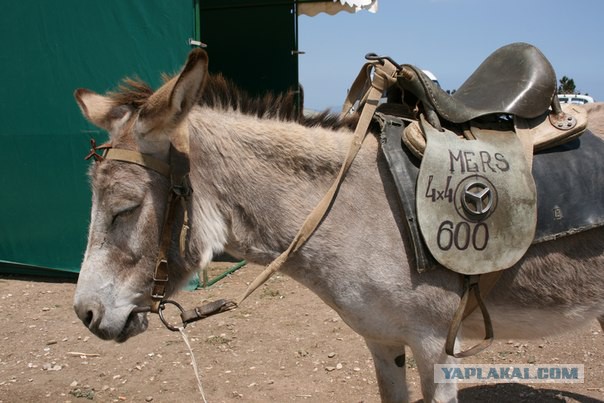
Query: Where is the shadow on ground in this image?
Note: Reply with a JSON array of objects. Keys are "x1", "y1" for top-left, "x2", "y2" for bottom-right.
[{"x1": 457, "y1": 383, "x2": 604, "y2": 403}]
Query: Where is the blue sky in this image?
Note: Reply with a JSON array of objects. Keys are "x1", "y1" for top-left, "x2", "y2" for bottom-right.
[{"x1": 298, "y1": 0, "x2": 604, "y2": 111}]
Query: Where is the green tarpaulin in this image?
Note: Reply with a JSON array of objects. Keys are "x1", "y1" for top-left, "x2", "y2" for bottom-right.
[
  {"x1": 0, "y1": 0, "x2": 196, "y2": 276},
  {"x1": 1, "y1": 0, "x2": 304, "y2": 277}
]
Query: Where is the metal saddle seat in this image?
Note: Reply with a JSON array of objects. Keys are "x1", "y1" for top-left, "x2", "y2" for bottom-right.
[{"x1": 397, "y1": 42, "x2": 557, "y2": 126}]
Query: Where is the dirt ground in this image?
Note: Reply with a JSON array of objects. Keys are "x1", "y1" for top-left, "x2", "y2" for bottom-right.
[{"x1": 0, "y1": 262, "x2": 602, "y2": 403}]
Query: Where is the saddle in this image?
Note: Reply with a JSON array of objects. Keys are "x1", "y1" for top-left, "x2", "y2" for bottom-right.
[
  {"x1": 391, "y1": 43, "x2": 587, "y2": 159},
  {"x1": 397, "y1": 42, "x2": 557, "y2": 125},
  {"x1": 377, "y1": 43, "x2": 588, "y2": 271},
  {"x1": 347, "y1": 42, "x2": 600, "y2": 357}
]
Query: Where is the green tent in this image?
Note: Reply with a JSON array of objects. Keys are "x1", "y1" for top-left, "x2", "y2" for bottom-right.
[
  {"x1": 0, "y1": 0, "x2": 373, "y2": 277},
  {"x1": 0, "y1": 0, "x2": 196, "y2": 276}
]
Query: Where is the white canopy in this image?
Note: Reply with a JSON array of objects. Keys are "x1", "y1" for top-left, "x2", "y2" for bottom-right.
[{"x1": 298, "y1": 0, "x2": 378, "y2": 16}]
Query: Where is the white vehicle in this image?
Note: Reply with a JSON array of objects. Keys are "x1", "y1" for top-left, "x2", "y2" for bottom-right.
[
  {"x1": 422, "y1": 69, "x2": 440, "y2": 88},
  {"x1": 558, "y1": 94, "x2": 594, "y2": 104}
]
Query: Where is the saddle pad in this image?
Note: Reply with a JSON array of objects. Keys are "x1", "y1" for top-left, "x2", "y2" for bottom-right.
[{"x1": 533, "y1": 130, "x2": 604, "y2": 242}]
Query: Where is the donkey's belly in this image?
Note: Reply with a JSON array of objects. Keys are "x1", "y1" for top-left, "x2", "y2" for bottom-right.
[
  {"x1": 461, "y1": 227, "x2": 604, "y2": 339},
  {"x1": 463, "y1": 303, "x2": 603, "y2": 340}
]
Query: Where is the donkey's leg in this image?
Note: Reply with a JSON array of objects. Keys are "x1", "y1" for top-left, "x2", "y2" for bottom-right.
[
  {"x1": 408, "y1": 335, "x2": 458, "y2": 403},
  {"x1": 599, "y1": 315, "x2": 604, "y2": 331},
  {"x1": 365, "y1": 339, "x2": 409, "y2": 403}
]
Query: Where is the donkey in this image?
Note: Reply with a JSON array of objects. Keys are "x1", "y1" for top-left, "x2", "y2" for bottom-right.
[{"x1": 73, "y1": 49, "x2": 604, "y2": 402}]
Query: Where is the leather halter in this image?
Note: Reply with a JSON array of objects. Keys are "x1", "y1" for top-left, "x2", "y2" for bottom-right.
[{"x1": 86, "y1": 139, "x2": 191, "y2": 313}]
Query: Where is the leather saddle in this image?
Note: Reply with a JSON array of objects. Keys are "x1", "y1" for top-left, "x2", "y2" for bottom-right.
[
  {"x1": 388, "y1": 42, "x2": 587, "y2": 159},
  {"x1": 396, "y1": 42, "x2": 558, "y2": 127}
]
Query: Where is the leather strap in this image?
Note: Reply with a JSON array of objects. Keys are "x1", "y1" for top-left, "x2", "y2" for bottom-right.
[
  {"x1": 341, "y1": 62, "x2": 374, "y2": 115},
  {"x1": 149, "y1": 143, "x2": 192, "y2": 313},
  {"x1": 150, "y1": 176, "x2": 178, "y2": 312},
  {"x1": 105, "y1": 148, "x2": 171, "y2": 178},
  {"x1": 236, "y1": 60, "x2": 399, "y2": 305},
  {"x1": 462, "y1": 271, "x2": 501, "y2": 320},
  {"x1": 513, "y1": 117, "x2": 536, "y2": 169}
]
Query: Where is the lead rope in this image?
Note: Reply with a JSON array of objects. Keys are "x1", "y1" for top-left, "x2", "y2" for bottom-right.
[
  {"x1": 178, "y1": 326, "x2": 209, "y2": 403},
  {"x1": 235, "y1": 58, "x2": 399, "y2": 306}
]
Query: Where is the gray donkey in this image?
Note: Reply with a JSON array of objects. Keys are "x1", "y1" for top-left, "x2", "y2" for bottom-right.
[{"x1": 73, "y1": 49, "x2": 604, "y2": 402}]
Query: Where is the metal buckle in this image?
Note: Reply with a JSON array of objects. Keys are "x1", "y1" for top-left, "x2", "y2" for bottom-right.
[
  {"x1": 151, "y1": 288, "x2": 166, "y2": 300},
  {"x1": 153, "y1": 259, "x2": 169, "y2": 282},
  {"x1": 151, "y1": 259, "x2": 169, "y2": 300}
]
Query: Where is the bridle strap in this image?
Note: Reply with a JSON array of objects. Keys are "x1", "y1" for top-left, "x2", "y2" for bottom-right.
[
  {"x1": 149, "y1": 144, "x2": 192, "y2": 313},
  {"x1": 105, "y1": 148, "x2": 171, "y2": 178}
]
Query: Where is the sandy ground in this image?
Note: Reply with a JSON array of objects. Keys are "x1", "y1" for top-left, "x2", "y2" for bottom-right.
[{"x1": 0, "y1": 262, "x2": 602, "y2": 403}]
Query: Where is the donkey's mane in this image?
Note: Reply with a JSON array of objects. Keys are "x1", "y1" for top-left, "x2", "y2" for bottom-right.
[{"x1": 109, "y1": 74, "x2": 358, "y2": 132}]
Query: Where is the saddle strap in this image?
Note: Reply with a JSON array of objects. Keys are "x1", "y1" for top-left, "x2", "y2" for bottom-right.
[
  {"x1": 446, "y1": 274, "x2": 495, "y2": 358},
  {"x1": 462, "y1": 271, "x2": 501, "y2": 320},
  {"x1": 236, "y1": 60, "x2": 399, "y2": 305}
]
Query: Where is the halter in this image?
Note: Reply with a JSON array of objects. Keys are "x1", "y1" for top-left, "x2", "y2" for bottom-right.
[{"x1": 86, "y1": 139, "x2": 191, "y2": 313}]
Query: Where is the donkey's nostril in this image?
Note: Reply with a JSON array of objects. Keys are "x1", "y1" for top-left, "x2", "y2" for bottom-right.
[
  {"x1": 83, "y1": 310, "x2": 94, "y2": 328},
  {"x1": 74, "y1": 300, "x2": 104, "y2": 332}
]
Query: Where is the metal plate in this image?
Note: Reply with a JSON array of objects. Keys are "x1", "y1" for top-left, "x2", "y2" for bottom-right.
[{"x1": 416, "y1": 116, "x2": 536, "y2": 274}]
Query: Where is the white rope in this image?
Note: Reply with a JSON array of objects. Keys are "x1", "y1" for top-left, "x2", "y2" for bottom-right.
[{"x1": 178, "y1": 326, "x2": 208, "y2": 403}]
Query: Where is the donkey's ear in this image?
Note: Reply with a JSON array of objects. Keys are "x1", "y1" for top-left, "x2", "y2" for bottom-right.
[
  {"x1": 139, "y1": 49, "x2": 208, "y2": 130},
  {"x1": 74, "y1": 89, "x2": 131, "y2": 131},
  {"x1": 170, "y1": 48, "x2": 208, "y2": 116}
]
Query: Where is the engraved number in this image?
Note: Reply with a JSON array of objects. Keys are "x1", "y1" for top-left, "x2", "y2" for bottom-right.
[
  {"x1": 437, "y1": 221, "x2": 454, "y2": 250},
  {"x1": 437, "y1": 221, "x2": 489, "y2": 251},
  {"x1": 425, "y1": 175, "x2": 453, "y2": 203}
]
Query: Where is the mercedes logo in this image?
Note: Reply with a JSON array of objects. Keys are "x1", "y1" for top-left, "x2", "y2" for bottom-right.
[{"x1": 461, "y1": 181, "x2": 493, "y2": 217}]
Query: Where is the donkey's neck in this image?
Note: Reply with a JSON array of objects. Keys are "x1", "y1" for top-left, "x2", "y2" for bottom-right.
[{"x1": 187, "y1": 106, "x2": 356, "y2": 265}]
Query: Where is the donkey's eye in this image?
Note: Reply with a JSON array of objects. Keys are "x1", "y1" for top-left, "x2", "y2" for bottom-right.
[{"x1": 111, "y1": 205, "x2": 140, "y2": 225}]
